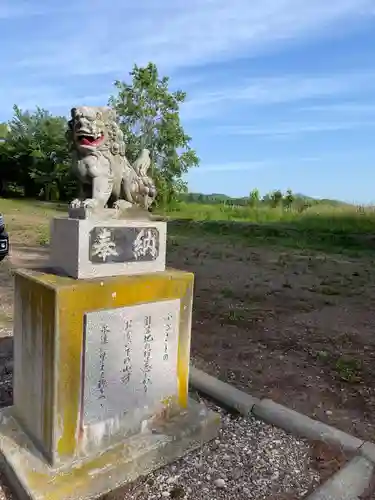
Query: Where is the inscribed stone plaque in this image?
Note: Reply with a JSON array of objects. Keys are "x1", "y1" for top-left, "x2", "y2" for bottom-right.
[
  {"x1": 82, "y1": 299, "x2": 180, "y2": 425},
  {"x1": 89, "y1": 226, "x2": 160, "y2": 263}
]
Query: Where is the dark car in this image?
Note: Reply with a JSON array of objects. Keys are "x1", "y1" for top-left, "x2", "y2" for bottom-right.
[{"x1": 0, "y1": 214, "x2": 9, "y2": 261}]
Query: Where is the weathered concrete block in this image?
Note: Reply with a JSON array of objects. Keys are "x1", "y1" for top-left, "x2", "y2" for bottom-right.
[
  {"x1": 0, "y1": 399, "x2": 220, "y2": 500},
  {"x1": 306, "y1": 455, "x2": 374, "y2": 500},
  {"x1": 2, "y1": 266, "x2": 221, "y2": 500},
  {"x1": 12, "y1": 268, "x2": 197, "y2": 465},
  {"x1": 360, "y1": 441, "x2": 375, "y2": 463},
  {"x1": 49, "y1": 217, "x2": 167, "y2": 279},
  {"x1": 253, "y1": 399, "x2": 363, "y2": 452},
  {"x1": 189, "y1": 367, "x2": 260, "y2": 415}
]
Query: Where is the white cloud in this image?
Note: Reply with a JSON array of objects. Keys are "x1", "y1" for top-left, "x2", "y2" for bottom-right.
[
  {"x1": 5, "y1": 0, "x2": 375, "y2": 77},
  {"x1": 196, "y1": 156, "x2": 323, "y2": 173},
  {"x1": 0, "y1": 3, "x2": 42, "y2": 18},
  {"x1": 298, "y1": 102, "x2": 375, "y2": 114},
  {"x1": 216, "y1": 120, "x2": 375, "y2": 136},
  {"x1": 0, "y1": 2, "x2": 85, "y2": 19},
  {"x1": 1, "y1": 0, "x2": 374, "y2": 119},
  {"x1": 195, "y1": 161, "x2": 268, "y2": 173},
  {"x1": 181, "y1": 71, "x2": 375, "y2": 120},
  {"x1": 0, "y1": 83, "x2": 110, "y2": 118},
  {"x1": 6, "y1": 71, "x2": 374, "y2": 122}
]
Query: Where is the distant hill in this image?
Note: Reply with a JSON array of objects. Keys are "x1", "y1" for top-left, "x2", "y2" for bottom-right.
[
  {"x1": 294, "y1": 193, "x2": 353, "y2": 207},
  {"x1": 179, "y1": 191, "x2": 351, "y2": 207},
  {"x1": 179, "y1": 192, "x2": 248, "y2": 205}
]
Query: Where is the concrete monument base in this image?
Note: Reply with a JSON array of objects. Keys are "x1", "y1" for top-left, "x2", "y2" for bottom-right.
[
  {"x1": 12, "y1": 268, "x2": 197, "y2": 465},
  {"x1": 0, "y1": 400, "x2": 219, "y2": 500},
  {"x1": 50, "y1": 217, "x2": 167, "y2": 279}
]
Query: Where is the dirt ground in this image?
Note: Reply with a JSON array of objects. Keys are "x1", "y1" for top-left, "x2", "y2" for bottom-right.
[
  {"x1": 169, "y1": 232, "x2": 375, "y2": 443},
  {"x1": 1, "y1": 230, "x2": 375, "y2": 445}
]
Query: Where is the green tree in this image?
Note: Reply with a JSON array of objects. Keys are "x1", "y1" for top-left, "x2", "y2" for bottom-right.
[
  {"x1": 262, "y1": 193, "x2": 271, "y2": 204},
  {"x1": 283, "y1": 188, "x2": 294, "y2": 210},
  {"x1": 0, "y1": 105, "x2": 74, "y2": 200},
  {"x1": 109, "y1": 62, "x2": 199, "y2": 208},
  {"x1": 270, "y1": 189, "x2": 283, "y2": 208},
  {"x1": 249, "y1": 188, "x2": 260, "y2": 207},
  {"x1": 0, "y1": 123, "x2": 8, "y2": 140}
]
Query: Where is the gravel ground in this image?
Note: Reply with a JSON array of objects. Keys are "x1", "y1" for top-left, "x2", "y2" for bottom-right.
[
  {"x1": 0, "y1": 336, "x2": 340, "y2": 500},
  {"x1": 0, "y1": 330, "x2": 348, "y2": 500},
  {"x1": 106, "y1": 401, "x2": 321, "y2": 500},
  {"x1": 0, "y1": 399, "x2": 322, "y2": 500}
]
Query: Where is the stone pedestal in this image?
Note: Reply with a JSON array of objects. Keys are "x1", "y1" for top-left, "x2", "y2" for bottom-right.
[
  {"x1": 50, "y1": 217, "x2": 167, "y2": 279},
  {"x1": 0, "y1": 217, "x2": 220, "y2": 500}
]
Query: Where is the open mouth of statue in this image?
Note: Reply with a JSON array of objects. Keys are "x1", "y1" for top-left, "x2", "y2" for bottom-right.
[{"x1": 77, "y1": 134, "x2": 105, "y2": 146}]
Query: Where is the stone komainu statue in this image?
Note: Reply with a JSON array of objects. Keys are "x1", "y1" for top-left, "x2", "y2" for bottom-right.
[{"x1": 66, "y1": 106, "x2": 157, "y2": 212}]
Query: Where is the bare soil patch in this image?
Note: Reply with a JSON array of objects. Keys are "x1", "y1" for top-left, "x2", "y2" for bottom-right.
[
  {"x1": 0, "y1": 243, "x2": 49, "y2": 330},
  {"x1": 0, "y1": 262, "x2": 13, "y2": 329},
  {"x1": 167, "y1": 233, "x2": 375, "y2": 442}
]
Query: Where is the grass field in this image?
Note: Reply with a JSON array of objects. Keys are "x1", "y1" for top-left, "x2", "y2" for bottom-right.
[
  {"x1": 1, "y1": 198, "x2": 375, "y2": 254},
  {"x1": 0, "y1": 198, "x2": 64, "y2": 246},
  {"x1": 165, "y1": 200, "x2": 375, "y2": 232},
  {"x1": 1, "y1": 197, "x2": 375, "y2": 445},
  {"x1": 165, "y1": 200, "x2": 375, "y2": 255}
]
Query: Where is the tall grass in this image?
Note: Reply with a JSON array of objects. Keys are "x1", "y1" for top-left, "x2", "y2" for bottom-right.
[
  {"x1": 164, "y1": 201, "x2": 375, "y2": 234},
  {"x1": 1, "y1": 198, "x2": 374, "y2": 253}
]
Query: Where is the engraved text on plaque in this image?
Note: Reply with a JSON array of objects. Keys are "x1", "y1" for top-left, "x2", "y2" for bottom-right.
[{"x1": 82, "y1": 299, "x2": 180, "y2": 424}]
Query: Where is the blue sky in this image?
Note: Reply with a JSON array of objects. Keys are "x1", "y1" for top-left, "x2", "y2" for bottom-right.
[{"x1": 1, "y1": 1, "x2": 375, "y2": 203}]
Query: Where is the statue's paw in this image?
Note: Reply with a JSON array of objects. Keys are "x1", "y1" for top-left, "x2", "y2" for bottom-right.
[
  {"x1": 148, "y1": 194, "x2": 155, "y2": 202},
  {"x1": 113, "y1": 200, "x2": 122, "y2": 211},
  {"x1": 114, "y1": 199, "x2": 132, "y2": 211},
  {"x1": 148, "y1": 186, "x2": 157, "y2": 198},
  {"x1": 141, "y1": 179, "x2": 156, "y2": 198},
  {"x1": 82, "y1": 198, "x2": 97, "y2": 209},
  {"x1": 142, "y1": 186, "x2": 156, "y2": 199},
  {"x1": 70, "y1": 198, "x2": 82, "y2": 209}
]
